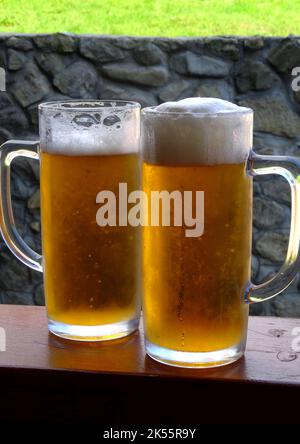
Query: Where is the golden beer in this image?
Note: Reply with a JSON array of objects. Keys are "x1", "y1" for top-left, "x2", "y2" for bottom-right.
[
  {"x1": 142, "y1": 161, "x2": 252, "y2": 353},
  {"x1": 141, "y1": 97, "x2": 254, "y2": 366},
  {"x1": 32, "y1": 99, "x2": 142, "y2": 340},
  {"x1": 41, "y1": 151, "x2": 140, "y2": 335}
]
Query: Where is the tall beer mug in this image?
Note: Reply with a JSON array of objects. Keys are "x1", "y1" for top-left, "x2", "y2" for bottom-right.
[
  {"x1": 0, "y1": 100, "x2": 141, "y2": 341},
  {"x1": 141, "y1": 97, "x2": 300, "y2": 368}
]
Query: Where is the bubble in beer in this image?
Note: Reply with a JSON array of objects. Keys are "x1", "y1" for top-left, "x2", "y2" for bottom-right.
[
  {"x1": 181, "y1": 332, "x2": 185, "y2": 347},
  {"x1": 103, "y1": 115, "x2": 121, "y2": 127},
  {"x1": 72, "y1": 113, "x2": 100, "y2": 127}
]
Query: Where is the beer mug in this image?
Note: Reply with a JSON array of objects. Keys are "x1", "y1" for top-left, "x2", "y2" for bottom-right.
[
  {"x1": 141, "y1": 97, "x2": 300, "y2": 368},
  {"x1": 0, "y1": 100, "x2": 141, "y2": 341}
]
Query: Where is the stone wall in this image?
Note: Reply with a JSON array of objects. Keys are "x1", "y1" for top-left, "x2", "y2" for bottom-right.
[{"x1": 0, "y1": 33, "x2": 299, "y2": 316}]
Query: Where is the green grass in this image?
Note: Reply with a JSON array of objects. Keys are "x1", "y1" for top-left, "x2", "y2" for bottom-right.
[{"x1": 0, "y1": 0, "x2": 300, "y2": 36}]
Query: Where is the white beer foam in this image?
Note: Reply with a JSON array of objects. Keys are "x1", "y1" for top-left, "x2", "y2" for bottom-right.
[
  {"x1": 39, "y1": 107, "x2": 140, "y2": 156},
  {"x1": 142, "y1": 97, "x2": 253, "y2": 165}
]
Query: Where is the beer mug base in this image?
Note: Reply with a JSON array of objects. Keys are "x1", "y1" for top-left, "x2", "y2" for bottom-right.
[
  {"x1": 145, "y1": 340, "x2": 245, "y2": 368},
  {"x1": 48, "y1": 317, "x2": 140, "y2": 341}
]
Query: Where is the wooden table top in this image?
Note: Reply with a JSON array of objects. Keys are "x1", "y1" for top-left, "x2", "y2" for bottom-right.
[{"x1": 0, "y1": 304, "x2": 299, "y2": 426}]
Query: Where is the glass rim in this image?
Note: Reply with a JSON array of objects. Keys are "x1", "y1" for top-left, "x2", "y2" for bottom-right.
[
  {"x1": 39, "y1": 100, "x2": 141, "y2": 112},
  {"x1": 141, "y1": 105, "x2": 253, "y2": 117}
]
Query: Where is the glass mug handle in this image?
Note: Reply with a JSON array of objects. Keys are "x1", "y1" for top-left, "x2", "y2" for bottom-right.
[
  {"x1": 0, "y1": 140, "x2": 42, "y2": 272},
  {"x1": 247, "y1": 151, "x2": 300, "y2": 303}
]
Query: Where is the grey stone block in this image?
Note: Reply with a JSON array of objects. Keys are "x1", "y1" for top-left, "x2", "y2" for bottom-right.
[
  {"x1": 238, "y1": 94, "x2": 300, "y2": 138},
  {"x1": 80, "y1": 38, "x2": 125, "y2": 63},
  {"x1": 7, "y1": 49, "x2": 26, "y2": 71},
  {"x1": 53, "y1": 60, "x2": 99, "y2": 98},
  {"x1": 11, "y1": 62, "x2": 51, "y2": 107},
  {"x1": 272, "y1": 293, "x2": 300, "y2": 317},
  {"x1": 0, "y1": 252, "x2": 30, "y2": 291},
  {"x1": 0, "y1": 92, "x2": 29, "y2": 134},
  {"x1": 102, "y1": 63, "x2": 169, "y2": 87},
  {"x1": 6, "y1": 36, "x2": 33, "y2": 51},
  {"x1": 35, "y1": 52, "x2": 70, "y2": 76},
  {"x1": 101, "y1": 83, "x2": 158, "y2": 107},
  {"x1": 195, "y1": 79, "x2": 234, "y2": 101},
  {"x1": 34, "y1": 283, "x2": 45, "y2": 306},
  {"x1": 268, "y1": 38, "x2": 300, "y2": 73},
  {"x1": 33, "y1": 33, "x2": 76, "y2": 53},
  {"x1": 253, "y1": 197, "x2": 285, "y2": 229},
  {"x1": 133, "y1": 42, "x2": 165, "y2": 66},
  {"x1": 170, "y1": 52, "x2": 230, "y2": 77},
  {"x1": 244, "y1": 37, "x2": 265, "y2": 51},
  {"x1": 256, "y1": 232, "x2": 289, "y2": 263},
  {"x1": 235, "y1": 60, "x2": 278, "y2": 92},
  {"x1": 261, "y1": 177, "x2": 291, "y2": 205},
  {"x1": 158, "y1": 79, "x2": 191, "y2": 102},
  {"x1": 204, "y1": 37, "x2": 241, "y2": 61}
]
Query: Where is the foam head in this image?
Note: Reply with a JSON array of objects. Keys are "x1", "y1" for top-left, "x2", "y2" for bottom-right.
[
  {"x1": 141, "y1": 97, "x2": 253, "y2": 165},
  {"x1": 39, "y1": 101, "x2": 140, "y2": 156}
]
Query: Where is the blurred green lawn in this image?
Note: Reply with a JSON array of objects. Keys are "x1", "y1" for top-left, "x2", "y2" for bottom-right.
[{"x1": 0, "y1": 0, "x2": 300, "y2": 36}]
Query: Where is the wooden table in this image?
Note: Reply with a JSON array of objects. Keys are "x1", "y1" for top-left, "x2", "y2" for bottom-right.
[{"x1": 0, "y1": 305, "x2": 299, "y2": 428}]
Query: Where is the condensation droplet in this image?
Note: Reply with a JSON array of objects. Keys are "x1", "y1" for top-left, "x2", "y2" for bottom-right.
[
  {"x1": 103, "y1": 115, "x2": 121, "y2": 126},
  {"x1": 72, "y1": 114, "x2": 99, "y2": 127}
]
